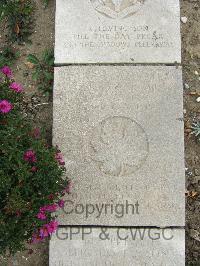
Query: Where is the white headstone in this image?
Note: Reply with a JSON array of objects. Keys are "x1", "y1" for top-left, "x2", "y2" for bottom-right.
[
  {"x1": 55, "y1": 0, "x2": 181, "y2": 64},
  {"x1": 53, "y1": 66, "x2": 185, "y2": 227},
  {"x1": 49, "y1": 227, "x2": 185, "y2": 266}
]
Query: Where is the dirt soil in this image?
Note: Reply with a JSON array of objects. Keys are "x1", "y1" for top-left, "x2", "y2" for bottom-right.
[
  {"x1": 0, "y1": 0, "x2": 54, "y2": 265},
  {"x1": 0, "y1": 0, "x2": 200, "y2": 265},
  {"x1": 182, "y1": 0, "x2": 200, "y2": 264}
]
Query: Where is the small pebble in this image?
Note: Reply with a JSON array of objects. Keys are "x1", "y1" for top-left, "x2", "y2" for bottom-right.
[
  {"x1": 184, "y1": 83, "x2": 190, "y2": 90},
  {"x1": 196, "y1": 97, "x2": 200, "y2": 103},
  {"x1": 181, "y1": 16, "x2": 188, "y2": 23},
  {"x1": 194, "y1": 71, "x2": 199, "y2": 76},
  {"x1": 194, "y1": 169, "x2": 199, "y2": 176},
  {"x1": 183, "y1": 109, "x2": 187, "y2": 114}
]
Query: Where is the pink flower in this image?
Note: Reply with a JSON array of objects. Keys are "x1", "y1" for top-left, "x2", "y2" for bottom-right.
[
  {"x1": 32, "y1": 220, "x2": 59, "y2": 243},
  {"x1": 33, "y1": 128, "x2": 40, "y2": 139},
  {"x1": 46, "y1": 220, "x2": 59, "y2": 234},
  {"x1": 45, "y1": 204, "x2": 58, "y2": 212},
  {"x1": 39, "y1": 206, "x2": 46, "y2": 212},
  {"x1": 40, "y1": 203, "x2": 58, "y2": 213},
  {"x1": 39, "y1": 220, "x2": 58, "y2": 238},
  {"x1": 0, "y1": 100, "x2": 13, "y2": 114},
  {"x1": 55, "y1": 152, "x2": 65, "y2": 166},
  {"x1": 23, "y1": 150, "x2": 37, "y2": 163},
  {"x1": 0, "y1": 66, "x2": 12, "y2": 78},
  {"x1": 63, "y1": 181, "x2": 72, "y2": 194},
  {"x1": 16, "y1": 210, "x2": 21, "y2": 217},
  {"x1": 9, "y1": 82, "x2": 23, "y2": 93},
  {"x1": 36, "y1": 212, "x2": 47, "y2": 220},
  {"x1": 58, "y1": 200, "x2": 65, "y2": 208},
  {"x1": 31, "y1": 233, "x2": 43, "y2": 244},
  {"x1": 39, "y1": 226, "x2": 49, "y2": 238},
  {"x1": 31, "y1": 166, "x2": 37, "y2": 172},
  {"x1": 48, "y1": 194, "x2": 54, "y2": 200}
]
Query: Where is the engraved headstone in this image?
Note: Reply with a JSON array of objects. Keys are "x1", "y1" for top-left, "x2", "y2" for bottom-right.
[
  {"x1": 49, "y1": 227, "x2": 185, "y2": 266},
  {"x1": 55, "y1": 0, "x2": 181, "y2": 63},
  {"x1": 53, "y1": 66, "x2": 185, "y2": 227}
]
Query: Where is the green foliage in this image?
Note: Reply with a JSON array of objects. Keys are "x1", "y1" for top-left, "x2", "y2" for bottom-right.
[
  {"x1": 42, "y1": 0, "x2": 50, "y2": 8},
  {"x1": 191, "y1": 122, "x2": 200, "y2": 138},
  {"x1": 27, "y1": 49, "x2": 54, "y2": 96},
  {"x1": 0, "y1": 0, "x2": 34, "y2": 43},
  {"x1": 0, "y1": 46, "x2": 20, "y2": 68},
  {"x1": 0, "y1": 67, "x2": 69, "y2": 255}
]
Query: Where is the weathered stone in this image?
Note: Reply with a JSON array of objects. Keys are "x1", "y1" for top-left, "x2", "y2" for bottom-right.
[
  {"x1": 53, "y1": 66, "x2": 185, "y2": 226},
  {"x1": 49, "y1": 227, "x2": 185, "y2": 266},
  {"x1": 55, "y1": 0, "x2": 181, "y2": 64}
]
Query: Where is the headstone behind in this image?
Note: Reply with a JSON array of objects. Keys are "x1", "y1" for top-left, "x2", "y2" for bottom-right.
[{"x1": 55, "y1": 0, "x2": 181, "y2": 64}]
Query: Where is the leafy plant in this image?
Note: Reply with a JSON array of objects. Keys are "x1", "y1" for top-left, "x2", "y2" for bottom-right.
[
  {"x1": 27, "y1": 49, "x2": 54, "y2": 96},
  {"x1": 0, "y1": 66, "x2": 70, "y2": 255},
  {"x1": 191, "y1": 122, "x2": 200, "y2": 138},
  {"x1": 0, "y1": 0, "x2": 34, "y2": 43},
  {"x1": 0, "y1": 46, "x2": 20, "y2": 68},
  {"x1": 42, "y1": 0, "x2": 50, "y2": 8}
]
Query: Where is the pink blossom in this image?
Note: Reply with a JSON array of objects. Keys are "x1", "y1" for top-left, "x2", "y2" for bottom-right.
[
  {"x1": 55, "y1": 152, "x2": 65, "y2": 165},
  {"x1": 0, "y1": 100, "x2": 13, "y2": 114},
  {"x1": 31, "y1": 233, "x2": 43, "y2": 244},
  {"x1": 16, "y1": 210, "x2": 21, "y2": 217},
  {"x1": 9, "y1": 82, "x2": 23, "y2": 93},
  {"x1": 45, "y1": 204, "x2": 58, "y2": 212},
  {"x1": 39, "y1": 220, "x2": 58, "y2": 238},
  {"x1": 0, "y1": 66, "x2": 12, "y2": 77},
  {"x1": 39, "y1": 206, "x2": 47, "y2": 212},
  {"x1": 63, "y1": 181, "x2": 72, "y2": 194},
  {"x1": 31, "y1": 220, "x2": 59, "y2": 243},
  {"x1": 23, "y1": 150, "x2": 37, "y2": 163},
  {"x1": 36, "y1": 212, "x2": 47, "y2": 220},
  {"x1": 39, "y1": 226, "x2": 49, "y2": 238},
  {"x1": 40, "y1": 203, "x2": 58, "y2": 213},
  {"x1": 46, "y1": 220, "x2": 59, "y2": 234},
  {"x1": 33, "y1": 128, "x2": 40, "y2": 139},
  {"x1": 48, "y1": 194, "x2": 54, "y2": 200},
  {"x1": 58, "y1": 199, "x2": 65, "y2": 208},
  {"x1": 31, "y1": 166, "x2": 37, "y2": 172}
]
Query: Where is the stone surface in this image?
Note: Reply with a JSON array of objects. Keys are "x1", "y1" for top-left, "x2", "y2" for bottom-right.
[
  {"x1": 55, "y1": 0, "x2": 181, "y2": 64},
  {"x1": 53, "y1": 66, "x2": 185, "y2": 226},
  {"x1": 49, "y1": 227, "x2": 185, "y2": 266}
]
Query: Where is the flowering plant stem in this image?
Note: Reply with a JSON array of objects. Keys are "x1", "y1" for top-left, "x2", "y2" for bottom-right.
[{"x1": 0, "y1": 66, "x2": 70, "y2": 255}]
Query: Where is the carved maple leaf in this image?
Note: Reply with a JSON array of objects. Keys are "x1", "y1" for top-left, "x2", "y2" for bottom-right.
[{"x1": 90, "y1": 117, "x2": 149, "y2": 176}]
